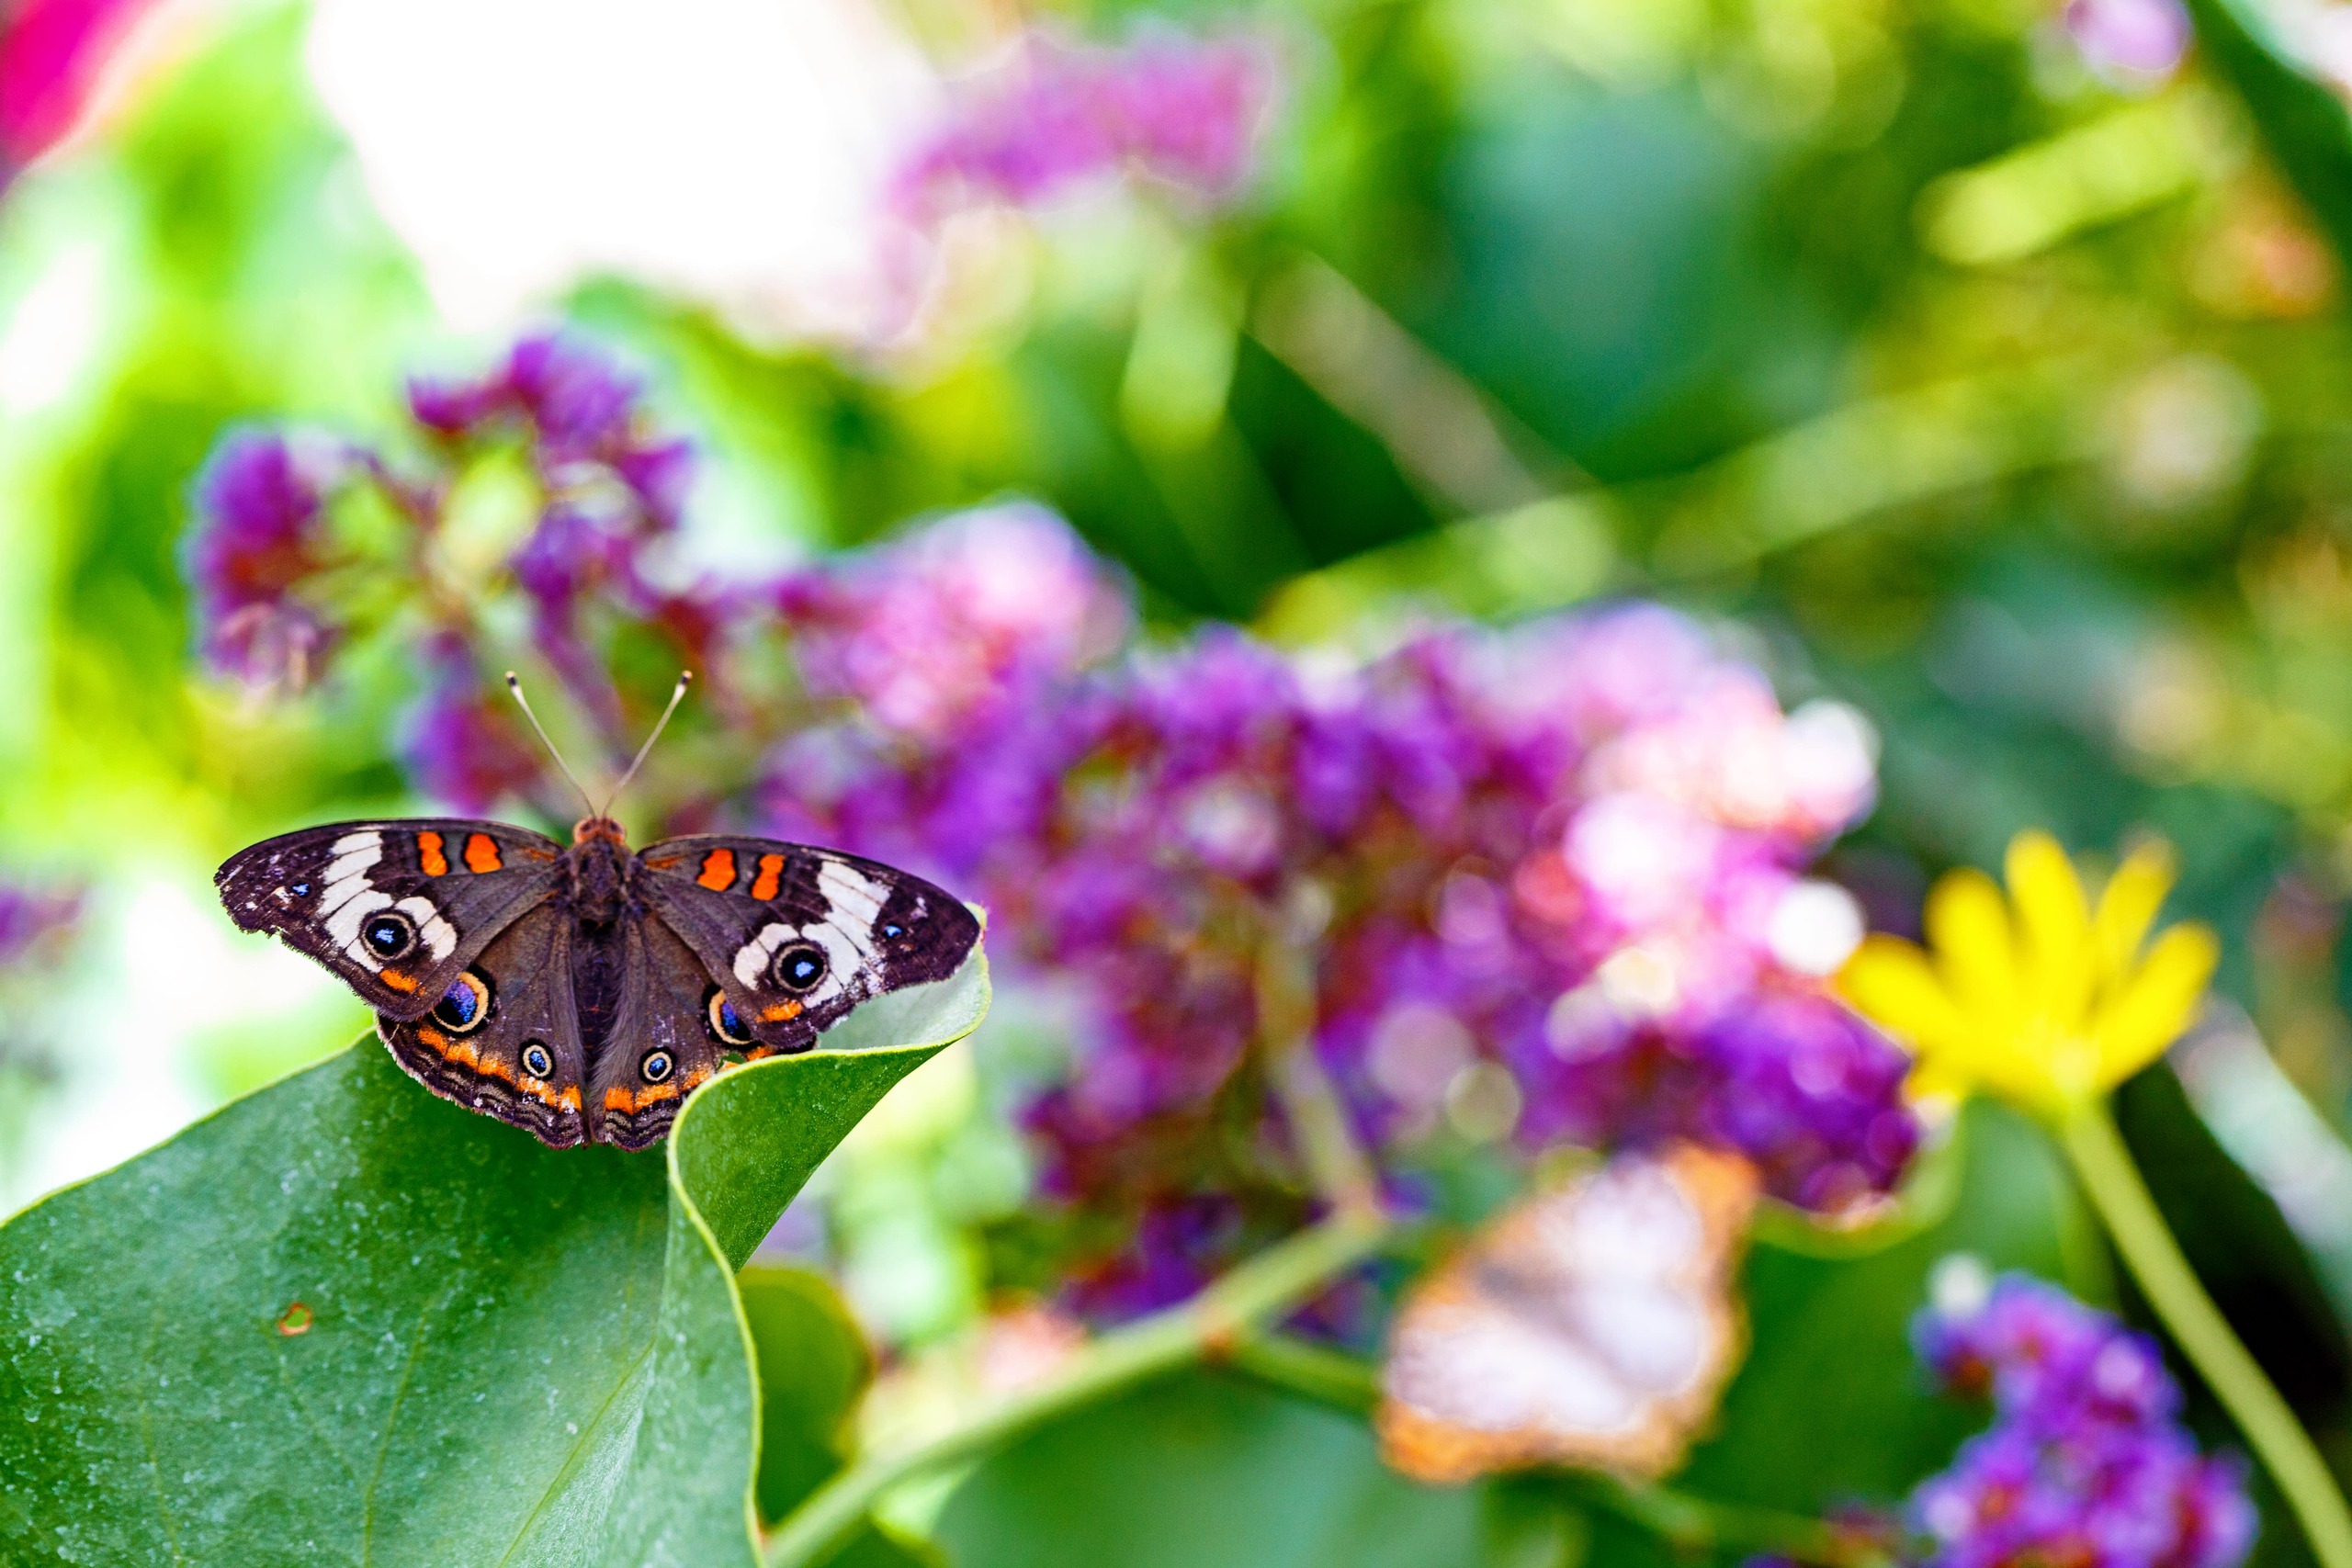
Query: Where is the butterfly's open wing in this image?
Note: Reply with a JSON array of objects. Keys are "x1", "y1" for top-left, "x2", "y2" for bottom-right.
[
  {"x1": 216, "y1": 819, "x2": 564, "y2": 1018},
  {"x1": 376, "y1": 902, "x2": 590, "y2": 1148},
  {"x1": 634, "y1": 835, "x2": 980, "y2": 1055},
  {"x1": 585, "y1": 913, "x2": 741, "y2": 1150}
]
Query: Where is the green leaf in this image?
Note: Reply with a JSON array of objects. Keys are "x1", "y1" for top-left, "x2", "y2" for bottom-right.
[
  {"x1": 932, "y1": 1370, "x2": 1581, "y2": 1568},
  {"x1": 0, "y1": 945, "x2": 988, "y2": 1566},
  {"x1": 2189, "y1": 0, "x2": 2352, "y2": 268},
  {"x1": 741, "y1": 1265, "x2": 870, "y2": 1526}
]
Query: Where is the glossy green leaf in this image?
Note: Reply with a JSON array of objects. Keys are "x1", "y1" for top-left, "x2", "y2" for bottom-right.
[
  {"x1": 932, "y1": 1370, "x2": 1582, "y2": 1568},
  {"x1": 2189, "y1": 0, "x2": 2352, "y2": 268},
  {"x1": 0, "y1": 945, "x2": 988, "y2": 1566},
  {"x1": 741, "y1": 1265, "x2": 870, "y2": 1526}
]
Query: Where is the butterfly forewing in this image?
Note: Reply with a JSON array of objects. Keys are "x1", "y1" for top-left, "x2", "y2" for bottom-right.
[
  {"x1": 634, "y1": 835, "x2": 980, "y2": 1055},
  {"x1": 376, "y1": 904, "x2": 589, "y2": 1147},
  {"x1": 216, "y1": 819, "x2": 563, "y2": 1018}
]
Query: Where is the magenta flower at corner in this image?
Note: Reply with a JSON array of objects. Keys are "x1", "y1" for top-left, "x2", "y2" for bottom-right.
[
  {"x1": 894, "y1": 27, "x2": 1277, "y2": 220},
  {"x1": 0, "y1": 0, "x2": 156, "y2": 181},
  {"x1": 1911, "y1": 1271, "x2": 2255, "y2": 1568},
  {"x1": 764, "y1": 513, "x2": 1922, "y2": 1313}
]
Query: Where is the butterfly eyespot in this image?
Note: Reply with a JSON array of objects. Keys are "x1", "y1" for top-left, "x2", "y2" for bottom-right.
[
  {"x1": 430, "y1": 970, "x2": 492, "y2": 1034},
  {"x1": 707, "y1": 989, "x2": 753, "y2": 1046},
  {"x1": 640, "y1": 1050, "x2": 674, "y2": 1084},
  {"x1": 361, "y1": 909, "x2": 418, "y2": 961},
  {"x1": 770, "y1": 942, "x2": 828, "y2": 995},
  {"x1": 289, "y1": 881, "x2": 311, "y2": 897},
  {"x1": 520, "y1": 1042, "x2": 553, "y2": 1079},
  {"x1": 881, "y1": 922, "x2": 904, "y2": 939}
]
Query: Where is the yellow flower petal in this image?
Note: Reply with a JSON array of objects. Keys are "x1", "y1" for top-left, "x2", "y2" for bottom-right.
[
  {"x1": 2089, "y1": 921, "x2": 2219, "y2": 1088},
  {"x1": 1924, "y1": 867, "x2": 2020, "y2": 1033},
  {"x1": 2006, "y1": 831, "x2": 2094, "y2": 1032},
  {"x1": 2092, "y1": 840, "x2": 2177, "y2": 981},
  {"x1": 1838, "y1": 935, "x2": 1974, "y2": 1056}
]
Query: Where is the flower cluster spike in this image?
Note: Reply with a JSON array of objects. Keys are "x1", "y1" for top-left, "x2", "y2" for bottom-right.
[
  {"x1": 182, "y1": 330, "x2": 719, "y2": 813},
  {"x1": 763, "y1": 522, "x2": 1921, "y2": 1312},
  {"x1": 1910, "y1": 1272, "x2": 2255, "y2": 1568}
]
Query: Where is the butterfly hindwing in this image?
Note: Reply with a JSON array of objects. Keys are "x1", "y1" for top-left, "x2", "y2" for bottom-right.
[
  {"x1": 376, "y1": 901, "x2": 590, "y2": 1147},
  {"x1": 216, "y1": 818, "x2": 564, "y2": 1017},
  {"x1": 587, "y1": 913, "x2": 738, "y2": 1150},
  {"x1": 634, "y1": 835, "x2": 980, "y2": 1055}
]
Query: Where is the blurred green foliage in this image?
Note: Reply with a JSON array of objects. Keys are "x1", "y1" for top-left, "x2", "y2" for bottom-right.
[{"x1": 12, "y1": 0, "x2": 2352, "y2": 1558}]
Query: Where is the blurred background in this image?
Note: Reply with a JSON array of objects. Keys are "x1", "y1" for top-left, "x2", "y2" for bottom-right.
[{"x1": 11, "y1": 0, "x2": 2352, "y2": 1518}]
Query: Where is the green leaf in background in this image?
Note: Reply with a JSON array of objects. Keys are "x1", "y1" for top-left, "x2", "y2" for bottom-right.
[
  {"x1": 0, "y1": 945, "x2": 988, "y2": 1566},
  {"x1": 932, "y1": 1370, "x2": 1580, "y2": 1568},
  {"x1": 741, "y1": 1265, "x2": 870, "y2": 1527},
  {"x1": 2188, "y1": 0, "x2": 2352, "y2": 269}
]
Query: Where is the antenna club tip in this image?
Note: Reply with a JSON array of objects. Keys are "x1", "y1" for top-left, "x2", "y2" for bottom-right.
[{"x1": 503, "y1": 671, "x2": 522, "y2": 688}]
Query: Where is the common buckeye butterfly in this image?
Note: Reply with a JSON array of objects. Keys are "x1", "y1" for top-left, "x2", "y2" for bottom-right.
[{"x1": 214, "y1": 674, "x2": 980, "y2": 1150}]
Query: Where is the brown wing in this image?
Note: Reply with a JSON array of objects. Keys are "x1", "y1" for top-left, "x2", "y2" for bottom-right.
[
  {"x1": 634, "y1": 835, "x2": 979, "y2": 1055},
  {"x1": 376, "y1": 902, "x2": 589, "y2": 1148},
  {"x1": 217, "y1": 818, "x2": 563, "y2": 1017},
  {"x1": 584, "y1": 913, "x2": 744, "y2": 1150}
]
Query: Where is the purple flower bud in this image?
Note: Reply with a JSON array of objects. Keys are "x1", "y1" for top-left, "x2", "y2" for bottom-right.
[
  {"x1": 2064, "y1": 0, "x2": 2191, "y2": 83},
  {"x1": 0, "y1": 881, "x2": 81, "y2": 971},
  {"x1": 896, "y1": 28, "x2": 1276, "y2": 219},
  {"x1": 184, "y1": 429, "x2": 346, "y2": 688},
  {"x1": 1908, "y1": 1276, "x2": 2255, "y2": 1568},
  {"x1": 399, "y1": 637, "x2": 545, "y2": 814}
]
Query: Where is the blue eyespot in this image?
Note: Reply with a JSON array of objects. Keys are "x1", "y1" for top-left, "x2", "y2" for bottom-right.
[
  {"x1": 771, "y1": 942, "x2": 828, "y2": 994},
  {"x1": 520, "y1": 1041, "x2": 553, "y2": 1079},
  {"x1": 362, "y1": 910, "x2": 416, "y2": 959},
  {"x1": 707, "y1": 989, "x2": 752, "y2": 1045},
  {"x1": 640, "y1": 1050, "x2": 674, "y2": 1084},
  {"x1": 431, "y1": 971, "x2": 491, "y2": 1033},
  {"x1": 881, "y1": 923, "x2": 904, "y2": 939},
  {"x1": 290, "y1": 881, "x2": 311, "y2": 897}
]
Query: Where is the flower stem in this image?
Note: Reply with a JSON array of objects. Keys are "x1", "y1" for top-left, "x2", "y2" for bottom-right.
[
  {"x1": 760, "y1": 1211, "x2": 1390, "y2": 1568},
  {"x1": 1223, "y1": 1330, "x2": 1886, "y2": 1568},
  {"x1": 2060, "y1": 1098, "x2": 2352, "y2": 1568}
]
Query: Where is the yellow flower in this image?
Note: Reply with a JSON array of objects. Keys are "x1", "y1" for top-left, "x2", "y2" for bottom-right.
[{"x1": 1838, "y1": 830, "x2": 2220, "y2": 1116}]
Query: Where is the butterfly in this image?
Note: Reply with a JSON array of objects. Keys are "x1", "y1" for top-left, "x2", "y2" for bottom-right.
[
  {"x1": 214, "y1": 674, "x2": 981, "y2": 1151},
  {"x1": 1376, "y1": 1144, "x2": 1756, "y2": 1483}
]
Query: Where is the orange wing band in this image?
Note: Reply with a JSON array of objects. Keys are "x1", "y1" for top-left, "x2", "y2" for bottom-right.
[
  {"x1": 697, "y1": 849, "x2": 737, "y2": 890},
  {"x1": 464, "y1": 833, "x2": 503, "y2": 873},
  {"x1": 417, "y1": 831, "x2": 448, "y2": 876}
]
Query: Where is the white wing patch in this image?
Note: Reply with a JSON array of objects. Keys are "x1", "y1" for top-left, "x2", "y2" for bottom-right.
[
  {"x1": 729, "y1": 858, "x2": 895, "y2": 1004},
  {"x1": 314, "y1": 830, "x2": 390, "y2": 972},
  {"x1": 394, "y1": 895, "x2": 458, "y2": 962}
]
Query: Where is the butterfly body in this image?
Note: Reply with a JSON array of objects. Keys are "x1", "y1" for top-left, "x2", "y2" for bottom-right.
[{"x1": 217, "y1": 815, "x2": 979, "y2": 1151}]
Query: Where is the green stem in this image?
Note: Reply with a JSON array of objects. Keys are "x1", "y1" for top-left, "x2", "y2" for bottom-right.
[
  {"x1": 1570, "y1": 1473, "x2": 1888, "y2": 1568},
  {"x1": 761, "y1": 1212, "x2": 1390, "y2": 1568},
  {"x1": 1223, "y1": 1330, "x2": 1883, "y2": 1568},
  {"x1": 2061, "y1": 1099, "x2": 2352, "y2": 1568}
]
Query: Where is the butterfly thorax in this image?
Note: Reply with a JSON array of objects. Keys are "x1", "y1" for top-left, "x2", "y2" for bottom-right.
[{"x1": 568, "y1": 816, "x2": 633, "y2": 930}]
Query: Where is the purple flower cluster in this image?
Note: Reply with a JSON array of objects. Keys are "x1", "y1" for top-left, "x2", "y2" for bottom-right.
[
  {"x1": 894, "y1": 28, "x2": 1275, "y2": 220},
  {"x1": 182, "y1": 430, "x2": 352, "y2": 692},
  {"x1": 1910, "y1": 1274, "x2": 2255, "y2": 1568},
  {"x1": 183, "y1": 331, "x2": 719, "y2": 812},
  {"x1": 762, "y1": 517, "x2": 1920, "y2": 1310},
  {"x1": 0, "y1": 881, "x2": 79, "y2": 972}
]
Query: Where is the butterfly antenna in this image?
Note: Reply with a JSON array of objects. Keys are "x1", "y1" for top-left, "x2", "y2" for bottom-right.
[
  {"x1": 603, "y1": 671, "x2": 693, "y2": 816},
  {"x1": 503, "y1": 672, "x2": 601, "y2": 820}
]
